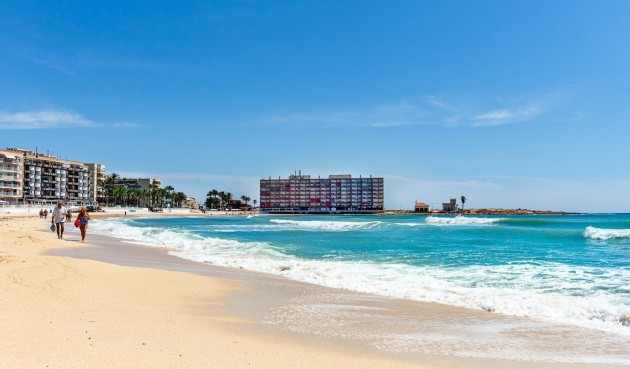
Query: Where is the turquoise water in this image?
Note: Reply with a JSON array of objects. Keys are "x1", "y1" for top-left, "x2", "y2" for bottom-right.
[{"x1": 91, "y1": 213, "x2": 630, "y2": 335}]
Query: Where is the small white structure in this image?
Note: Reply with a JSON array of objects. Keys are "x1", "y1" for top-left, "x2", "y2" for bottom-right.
[{"x1": 414, "y1": 202, "x2": 430, "y2": 213}]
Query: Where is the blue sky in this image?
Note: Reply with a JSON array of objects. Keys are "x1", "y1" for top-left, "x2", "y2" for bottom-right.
[{"x1": 1, "y1": 1, "x2": 629, "y2": 212}]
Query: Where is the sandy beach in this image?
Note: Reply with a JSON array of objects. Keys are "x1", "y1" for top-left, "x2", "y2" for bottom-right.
[{"x1": 1, "y1": 213, "x2": 627, "y2": 369}]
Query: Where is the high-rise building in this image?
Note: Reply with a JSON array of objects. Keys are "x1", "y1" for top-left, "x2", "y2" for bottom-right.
[
  {"x1": 5, "y1": 148, "x2": 103, "y2": 205},
  {"x1": 260, "y1": 173, "x2": 384, "y2": 213},
  {"x1": 86, "y1": 163, "x2": 106, "y2": 204},
  {"x1": 0, "y1": 149, "x2": 23, "y2": 204}
]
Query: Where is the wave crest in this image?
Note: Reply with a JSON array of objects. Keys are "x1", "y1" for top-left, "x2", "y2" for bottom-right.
[
  {"x1": 425, "y1": 215, "x2": 502, "y2": 226},
  {"x1": 584, "y1": 226, "x2": 630, "y2": 240},
  {"x1": 269, "y1": 219, "x2": 382, "y2": 231}
]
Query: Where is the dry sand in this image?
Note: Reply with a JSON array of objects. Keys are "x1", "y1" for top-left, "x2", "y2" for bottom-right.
[{"x1": 1, "y1": 214, "x2": 626, "y2": 369}]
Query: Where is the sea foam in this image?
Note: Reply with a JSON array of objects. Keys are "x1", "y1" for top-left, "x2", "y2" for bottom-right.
[
  {"x1": 269, "y1": 218, "x2": 382, "y2": 231},
  {"x1": 584, "y1": 226, "x2": 630, "y2": 240},
  {"x1": 425, "y1": 215, "x2": 503, "y2": 226}
]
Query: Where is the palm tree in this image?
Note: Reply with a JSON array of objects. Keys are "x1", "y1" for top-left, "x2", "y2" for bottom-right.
[
  {"x1": 164, "y1": 185, "x2": 174, "y2": 209},
  {"x1": 113, "y1": 185, "x2": 126, "y2": 206},
  {"x1": 148, "y1": 184, "x2": 160, "y2": 207},
  {"x1": 127, "y1": 188, "x2": 140, "y2": 207},
  {"x1": 241, "y1": 195, "x2": 250, "y2": 205},
  {"x1": 218, "y1": 191, "x2": 227, "y2": 209},
  {"x1": 253, "y1": 199, "x2": 257, "y2": 207},
  {"x1": 174, "y1": 192, "x2": 186, "y2": 208},
  {"x1": 159, "y1": 188, "x2": 168, "y2": 208},
  {"x1": 461, "y1": 196, "x2": 466, "y2": 211},
  {"x1": 226, "y1": 192, "x2": 233, "y2": 209},
  {"x1": 206, "y1": 189, "x2": 220, "y2": 210},
  {"x1": 104, "y1": 173, "x2": 120, "y2": 206},
  {"x1": 138, "y1": 189, "x2": 148, "y2": 207},
  {"x1": 205, "y1": 195, "x2": 218, "y2": 209}
]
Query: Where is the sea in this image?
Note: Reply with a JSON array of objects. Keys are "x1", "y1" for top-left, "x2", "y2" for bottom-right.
[{"x1": 89, "y1": 213, "x2": 630, "y2": 341}]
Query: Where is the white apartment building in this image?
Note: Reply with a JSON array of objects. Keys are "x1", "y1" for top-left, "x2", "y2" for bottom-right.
[
  {"x1": 6, "y1": 148, "x2": 102, "y2": 205},
  {"x1": 86, "y1": 163, "x2": 106, "y2": 203},
  {"x1": 0, "y1": 150, "x2": 23, "y2": 204}
]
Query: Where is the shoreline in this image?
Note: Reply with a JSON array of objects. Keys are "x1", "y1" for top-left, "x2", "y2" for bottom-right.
[
  {"x1": 1, "y1": 205, "x2": 582, "y2": 217},
  {"x1": 1, "y1": 214, "x2": 628, "y2": 368}
]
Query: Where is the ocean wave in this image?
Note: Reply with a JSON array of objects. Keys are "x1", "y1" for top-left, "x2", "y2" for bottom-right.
[
  {"x1": 89, "y1": 218, "x2": 287, "y2": 259},
  {"x1": 393, "y1": 222, "x2": 426, "y2": 227},
  {"x1": 425, "y1": 215, "x2": 503, "y2": 226},
  {"x1": 269, "y1": 219, "x2": 383, "y2": 231},
  {"x1": 584, "y1": 226, "x2": 630, "y2": 240},
  {"x1": 90, "y1": 218, "x2": 630, "y2": 336}
]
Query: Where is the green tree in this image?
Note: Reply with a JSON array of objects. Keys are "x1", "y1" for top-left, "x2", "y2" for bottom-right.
[
  {"x1": 461, "y1": 196, "x2": 466, "y2": 211},
  {"x1": 138, "y1": 189, "x2": 148, "y2": 207},
  {"x1": 174, "y1": 192, "x2": 186, "y2": 208},
  {"x1": 205, "y1": 189, "x2": 221, "y2": 209},
  {"x1": 148, "y1": 184, "x2": 160, "y2": 207},
  {"x1": 164, "y1": 185, "x2": 175, "y2": 208},
  {"x1": 159, "y1": 188, "x2": 168, "y2": 207},
  {"x1": 104, "y1": 172, "x2": 120, "y2": 206},
  {"x1": 218, "y1": 191, "x2": 227, "y2": 209},
  {"x1": 241, "y1": 195, "x2": 251, "y2": 205},
  {"x1": 113, "y1": 185, "x2": 126, "y2": 206},
  {"x1": 127, "y1": 188, "x2": 141, "y2": 207}
]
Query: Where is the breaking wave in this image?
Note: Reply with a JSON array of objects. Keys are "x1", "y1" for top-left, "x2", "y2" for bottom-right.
[
  {"x1": 269, "y1": 219, "x2": 383, "y2": 231},
  {"x1": 584, "y1": 226, "x2": 630, "y2": 240},
  {"x1": 425, "y1": 215, "x2": 503, "y2": 226}
]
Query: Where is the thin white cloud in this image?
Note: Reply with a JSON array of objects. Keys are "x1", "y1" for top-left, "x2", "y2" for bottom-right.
[
  {"x1": 263, "y1": 100, "x2": 431, "y2": 128},
  {"x1": 28, "y1": 55, "x2": 77, "y2": 77},
  {"x1": 471, "y1": 106, "x2": 541, "y2": 127},
  {"x1": 263, "y1": 88, "x2": 577, "y2": 130},
  {"x1": 427, "y1": 96, "x2": 457, "y2": 112},
  {"x1": 0, "y1": 110, "x2": 145, "y2": 130},
  {"x1": 0, "y1": 110, "x2": 96, "y2": 129},
  {"x1": 112, "y1": 122, "x2": 143, "y2": 129},
  {"x1": 22, "y1": 50, "x2": 172, "y2": 77}
]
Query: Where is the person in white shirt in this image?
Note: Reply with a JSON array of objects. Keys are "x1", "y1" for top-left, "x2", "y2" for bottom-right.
[{"x1": 51, "y1": 202, "x2": 67, "y2": 239}]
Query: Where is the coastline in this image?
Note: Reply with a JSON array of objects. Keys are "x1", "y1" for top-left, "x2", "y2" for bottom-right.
[
  {"x1": 1, "y1": 214, "x2": 627, "y2": 368},
  {"x1": 382, "y1": 209, "x2": 579, "y2": 216},
  {"x1": 1, "y1": 204, "x2": 579, "y2": 218}
]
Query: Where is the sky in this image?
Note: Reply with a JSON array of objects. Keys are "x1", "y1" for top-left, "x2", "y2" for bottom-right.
[{"x1": 1, "y1": 1, "x2": 629, "y2": 212}]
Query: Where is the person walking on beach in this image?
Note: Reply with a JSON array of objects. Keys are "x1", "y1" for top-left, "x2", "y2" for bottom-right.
[
  {"x1": 51, "y1": 202, "x2": 67, "y2": 239},
  {"x1": 76, "y1": 207, "x2": 91, "y2": 243}
]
